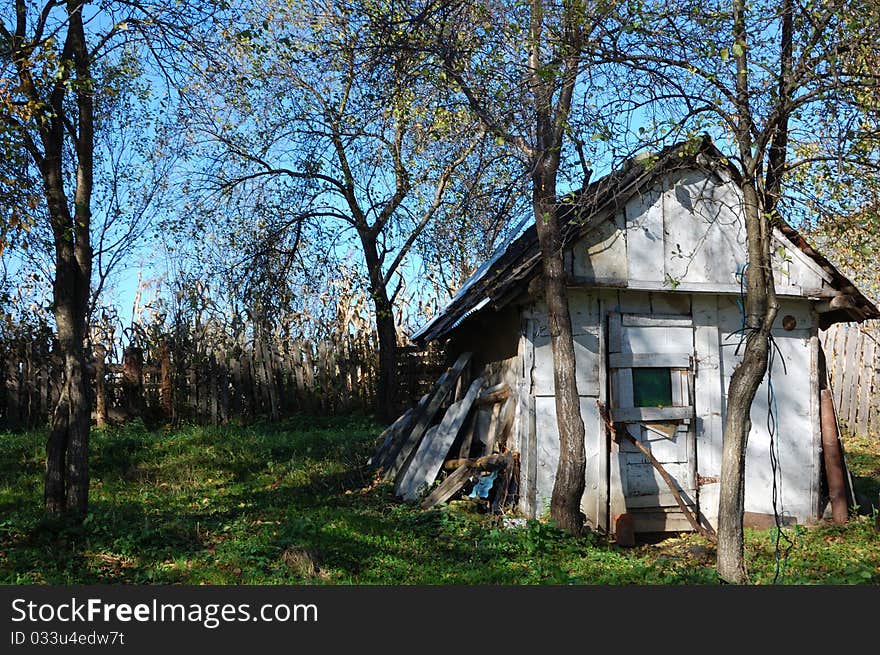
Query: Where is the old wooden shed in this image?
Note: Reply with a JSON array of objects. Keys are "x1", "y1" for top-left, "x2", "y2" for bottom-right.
[{"x1": 409, "y1": 137, "x2": 879, "y2": 535}]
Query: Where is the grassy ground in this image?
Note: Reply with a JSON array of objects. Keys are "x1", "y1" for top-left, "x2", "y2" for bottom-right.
[{"x1": 0, "y1": 415, "x2": 877, "y2": 585}]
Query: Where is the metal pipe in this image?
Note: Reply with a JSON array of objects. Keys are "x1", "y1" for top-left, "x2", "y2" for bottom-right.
[{"x1": 820, "y1": 389, "x2": 848, "y2": 524}]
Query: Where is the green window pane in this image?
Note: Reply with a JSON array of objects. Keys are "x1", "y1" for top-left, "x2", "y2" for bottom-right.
[{"x1": 632, "y1": 367, "x2": 672, "y2": 407}]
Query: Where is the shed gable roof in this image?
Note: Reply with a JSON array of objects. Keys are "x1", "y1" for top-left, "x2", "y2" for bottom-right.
[{"x1": 412, "y1": 137, "x2": 879, "y2": 345}]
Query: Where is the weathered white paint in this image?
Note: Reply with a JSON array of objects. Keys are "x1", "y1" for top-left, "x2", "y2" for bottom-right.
[
  {"x1": 617, "y1": 291, "x2": 653, "y2": 314},
  {"x1": 532, "y1": 332, "x2": 600, "y2": 396},
  {"x1": 515, "y1": 317, "x2": 536, "y2": 518},
  {"x1": 809, "y1": 329, "x2": 821, "y2": 520},
  {"x1": 611, "y1": 406, "x2": 695, "y2": 422},
  {"x1": 620, "y1": 323, "x2": 693, "y2": 355},
  {"x1": 571, "y1": 212, "x2": 628, "y2": 282},
  {"x1": 608, "y1": 352, "x2": 692, "y2": 368},
  {"x1": 526, "y1": 294, "x2": 605, "y2": 527},
  {"x1": 596, "y1": 296, "x2": 610, "y2": 532},
  {"x1": 692, "y1": 295, "x2": 723, "y2": 530},
  {"x1": 650, "y1": 292, "x2": 692, "y2": 316},
  {"x1": 717, "y1": 295, "x2": 817, "y2": 524},
  {"x1": 568, "y1": 289, "x2": 600, "y2": 335},
  {"x1": 622, "y1": 313, "x2": 694, "y2": 328},
  {"x1": 773, "y1": 229, "x2": 832, "y2": 290},
  {"x1": 531, "y1": 294, "x2": 601, "y2": 397},
  {"x1": 567, "y1": 167, "x2": 838, "y2": 299},
  {"x1": 619, "y1": 424, "x2": 689, "y2": 463},
  {"x1": 663, "y1": 169, "x2": 747, "y2": 289},
  {"x1": 626, "y1": 186, "x2": 666, "y2": 282},
  {"x1": 532, "y1": 395, "x2": 603, "y2": 527}
]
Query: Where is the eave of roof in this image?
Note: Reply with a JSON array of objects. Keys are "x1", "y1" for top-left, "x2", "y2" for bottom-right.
[{"x1": 411, "y1": 136, "x2": 880, "y2": 346}]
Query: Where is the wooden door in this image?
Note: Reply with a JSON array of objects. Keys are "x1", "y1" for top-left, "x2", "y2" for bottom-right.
[{"x1": 608, "y1": 313, "x2": 698, "y2": 532}]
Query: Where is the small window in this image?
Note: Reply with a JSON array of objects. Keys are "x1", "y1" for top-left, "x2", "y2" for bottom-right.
[{"x1": 632, "y1": 367, "x2": 672, "y2": 407}]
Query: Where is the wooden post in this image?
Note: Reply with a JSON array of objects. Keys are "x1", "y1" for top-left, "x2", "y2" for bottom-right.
[
  {"x1": 843, "y1": 328, "x2": 860, "y2": 428},
  {"x1": 122, "y1": 346, "x2": 144, "y2": 420},
  {"x1": 261, "y1": 338, "x2": 279, "y2": 420},
  {"x1": 218, "y1": 358, "x2": 230, "y2": 424},
  {"x1": 4, "y1": 349, "x2": 20, "y2": 429},
  {"x1": 93, "y1": 343, "x2": 108, "y2": 427},
  {"x1": 241, "y1": 354, "x2": 254, "y2": 418},
  {"x1": 302, "y1": 341, "x2": 315, "y2": 407},
  {"x1": 856, "y1": 334, "x2": 875, "y2": 435},
  {"x1": 230, "y1": 355, "x2": 243, "y2": 417},
  {"x1": 209, "y1": 354, "x2": 220, "y2": 425},
  {"x1": 830, "y1": 326, "x2": 846, "y2": 412},
  {"x1": 158, "y1": 338, "x2": 174, "y2": 423}
]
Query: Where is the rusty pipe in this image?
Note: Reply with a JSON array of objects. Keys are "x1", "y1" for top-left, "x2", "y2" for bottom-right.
[{"x1": 820, "y1": 389, "x2": 848, "y2": 525}]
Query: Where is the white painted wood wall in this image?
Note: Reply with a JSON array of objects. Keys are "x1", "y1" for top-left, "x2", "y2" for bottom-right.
[
  {"x1": 514, "y1": 166, "x2": 824, "y2": 531},
  {"x1": 564, "y1": 168, "x2": 838, "y2": 297}
]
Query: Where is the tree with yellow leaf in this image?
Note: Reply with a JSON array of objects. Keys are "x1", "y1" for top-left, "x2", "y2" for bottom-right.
[{"x1": 0, "y1": 0, "x2": 221, "y2": 517}]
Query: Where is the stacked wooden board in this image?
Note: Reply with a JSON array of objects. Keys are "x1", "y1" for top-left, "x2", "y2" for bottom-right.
[{"x1": 369, "y1": 352, "x2": 519, "y2": 510}]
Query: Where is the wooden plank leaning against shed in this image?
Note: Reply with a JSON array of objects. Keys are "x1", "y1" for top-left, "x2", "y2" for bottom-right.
[
  {"x1": 373, "y1": 394, "x2": 430, "y2": 471},
  {"x1": 382, "y1": 352, "x2": 473, "y2": 482},
  {"x1": 396, "y1": 425, "x2": 439, "y2": 495},
  {"x1": 484, "y1": 395, "x2": 516, "y2": 455},
  {"x1": 467, "y1": 383, "x2": 512, "y2": 456},
  {"x1": 368, "y1": 404, "x2": 419, "y2": 469},
  {"x1": 457, "y1": 409, "x2": 478, "y2": 460},
  {"x1": 396, "y1": 376, "x2": 486, "y2": 501}
]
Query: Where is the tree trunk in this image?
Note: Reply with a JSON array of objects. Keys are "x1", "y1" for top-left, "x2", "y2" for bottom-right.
[
  {"x1": 360, "y1": 231, "x2": 399, "y2": 423},
  {"x1": 46, "y1": 252, "x2": 92, "y2": 516},
  {"x1": 375, "y1": 318, "x2": 399, "y2": 423},
  {"x1": 44, "y1": 383, "x2": 69, "y2": 514},
  {"x1": 64, "y1": 348, "x2": 91, "y2": 514},
  {"x1": 36, "y1": 3, "x2": 94, "y2": 518},
  {"x1": 716, "y1": 181, "x2": 778, "y2": 583},
  {"x1": 533, "y1": 168, "x2": 586, "y2": 535}
]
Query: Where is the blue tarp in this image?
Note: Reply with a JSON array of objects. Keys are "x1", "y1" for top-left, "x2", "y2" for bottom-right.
[{"x1": 468, "y1": 470, "x2": 499, "y2": 499}]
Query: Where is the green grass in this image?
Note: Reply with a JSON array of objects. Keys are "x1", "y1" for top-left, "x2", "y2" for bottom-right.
[{"x1": 0, "y1": 415, "x2": 877, "y2": 585}]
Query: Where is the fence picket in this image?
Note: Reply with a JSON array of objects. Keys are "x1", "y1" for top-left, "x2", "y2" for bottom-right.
[
  {"x1": 1, "y1": 329, "x2": 444, "y2": 427},
  {"x1": 821, "y1": 321, "x2": 879, "y2": 435}
]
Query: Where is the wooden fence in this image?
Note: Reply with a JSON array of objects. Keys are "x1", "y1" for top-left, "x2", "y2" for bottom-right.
[
  {"x1": 1, "y1": 332, "x2": 446, "y2": 429},
  {"x1": 821, "y1": 321, "x2": 880, "y2": 436}
]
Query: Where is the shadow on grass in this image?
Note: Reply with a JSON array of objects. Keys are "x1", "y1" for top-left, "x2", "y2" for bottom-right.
[{"x1": 0, "y1": 416, "x2": 699, "y2": 585}]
